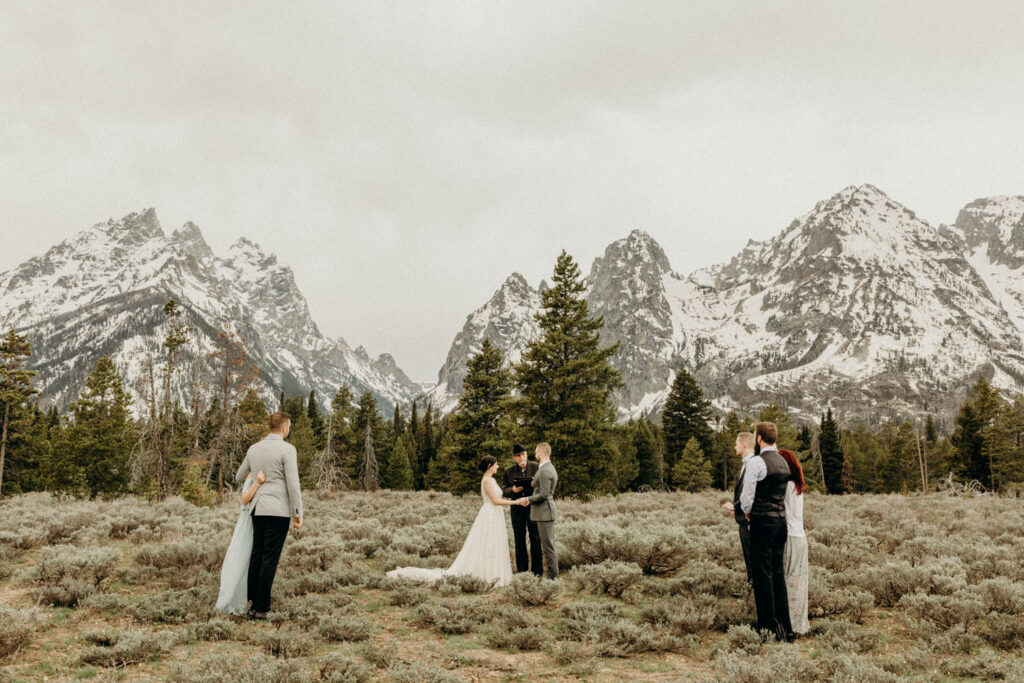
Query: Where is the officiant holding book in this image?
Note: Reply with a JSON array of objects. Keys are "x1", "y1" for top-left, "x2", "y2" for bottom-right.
[{"x1": 502, "y1": 443, "x2": 542, "y2": 575}]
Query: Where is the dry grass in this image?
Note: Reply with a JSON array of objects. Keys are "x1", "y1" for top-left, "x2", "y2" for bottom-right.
[{"x1": 1, "y1": 489, "x2": 1024, "y2": 681}]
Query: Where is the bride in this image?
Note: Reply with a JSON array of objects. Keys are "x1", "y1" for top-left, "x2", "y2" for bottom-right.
[{"x1": 388, "y1": 456, "x2": 515, "y2": 587}]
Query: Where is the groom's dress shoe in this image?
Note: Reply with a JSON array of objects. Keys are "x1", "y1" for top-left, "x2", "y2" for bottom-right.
[{"x1": 251, "y1": 612, "x2": 269, "y2": 621}]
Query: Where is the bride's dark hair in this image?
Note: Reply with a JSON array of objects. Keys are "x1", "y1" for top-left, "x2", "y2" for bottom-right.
[{"x1": 478, "y1": 455, "x2": 497, "y2": 473}]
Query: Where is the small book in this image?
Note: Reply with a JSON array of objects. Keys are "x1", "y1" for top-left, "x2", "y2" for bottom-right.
[{"x1": 513, "y1": 477, "x2": 534, "y2": 488}]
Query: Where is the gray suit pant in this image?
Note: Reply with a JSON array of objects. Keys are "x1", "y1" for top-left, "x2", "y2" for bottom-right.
[{"x1": 535, "y1": 520, "x2": 558, "y2": 579}]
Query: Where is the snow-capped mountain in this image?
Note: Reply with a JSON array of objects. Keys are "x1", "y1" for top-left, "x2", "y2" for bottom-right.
[
  {"x1": 0, "y1": 209, "x2": 421, "y2": 414},
  {"x1": 429, "y1": 273, "x2": 541, "y2": 413},
  {"x1": 429, "y1": 185, "x2": 1024, "y2": 422}
]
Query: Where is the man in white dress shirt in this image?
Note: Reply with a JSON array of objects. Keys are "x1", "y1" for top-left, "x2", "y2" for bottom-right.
[{"x1": 722, "y1": 431, "x2": 756, "y2": 584}]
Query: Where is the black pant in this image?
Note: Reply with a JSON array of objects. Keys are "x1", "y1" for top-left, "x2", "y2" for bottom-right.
[
  {"x1": 248, "y1": 515, "x2": 290, "y2": 613},
  {"x1": 737, "y1": 520, "x2": 753, "y2": 585},
  {"x1": 749, "y1": 515, "x2": 792, "y2": 638},
  {"x1": 510, "y1": 505, "x2": 543, "y2": 575}
]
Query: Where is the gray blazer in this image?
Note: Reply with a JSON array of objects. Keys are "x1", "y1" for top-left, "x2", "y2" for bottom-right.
[
  {"x1": 527, "y1": 461, "x2": 557, "y2": 522},
  {"x1": 236, "y1": 434, "x2": 303, "y2": 519}
]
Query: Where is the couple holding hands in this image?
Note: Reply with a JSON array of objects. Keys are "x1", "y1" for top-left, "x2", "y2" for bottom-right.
[{"x1": 388, "y1": 442, "x2": 559, "y2": 587}]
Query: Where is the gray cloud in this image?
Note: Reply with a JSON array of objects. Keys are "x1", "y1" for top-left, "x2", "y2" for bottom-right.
[{"x1": 2, "y1": 1, "x2": 1024, "y2": 381}]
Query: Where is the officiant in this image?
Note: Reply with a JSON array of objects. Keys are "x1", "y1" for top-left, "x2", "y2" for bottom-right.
[{"x1": 502, "y1": 443, "x2": 543, "y2": 575}]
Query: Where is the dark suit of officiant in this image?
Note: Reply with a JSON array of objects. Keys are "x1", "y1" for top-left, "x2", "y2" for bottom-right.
[{"x1": 502, "y1": 461, "x2": 542, "y2": 575}]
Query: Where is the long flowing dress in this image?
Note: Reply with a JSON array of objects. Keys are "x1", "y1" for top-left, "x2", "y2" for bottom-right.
[
  {"x1": 216, "y1": 476, "x2": 254, "y2": 615},
  {"x1": 387, "y1": 477, "x2": 513, "y2": 587},
  {"x1": 782, "y1": 479, "x2": 809, "y2": 634}
]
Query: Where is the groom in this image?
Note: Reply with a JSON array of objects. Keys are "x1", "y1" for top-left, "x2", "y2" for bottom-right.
[
  {"x1": 515, "y1": 442, "x2": 558, "y2": 579},
  {"x1": 236, "y1": 411, "x2": 304, "y2": 619}
]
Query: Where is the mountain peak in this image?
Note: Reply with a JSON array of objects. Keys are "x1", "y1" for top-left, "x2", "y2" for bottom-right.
[
  {"x1": 595, "y1": 229, "x2": 672, "y2": 274},
  {"x1": 171, "y1": 221, "x2": 214, "y2": 261},
  {"x1": 99, "y1": 208, "x2": 164, "y2": 244}
]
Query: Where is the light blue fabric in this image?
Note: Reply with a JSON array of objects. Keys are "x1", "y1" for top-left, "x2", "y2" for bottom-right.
[{"x1": 216, "y1": 477, "x2": 254, "y2": 615}]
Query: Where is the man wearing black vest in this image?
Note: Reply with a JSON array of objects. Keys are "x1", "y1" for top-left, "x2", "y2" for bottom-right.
[
  {"x1": 739, "y1": 422, "x2": 794, "y2": 641},
  {"x1": 722, "y1": 431, "x2": 756, "y2": 585},
  {"x1": 501, "y1": 443, "x2": 542, "y2": 575}
]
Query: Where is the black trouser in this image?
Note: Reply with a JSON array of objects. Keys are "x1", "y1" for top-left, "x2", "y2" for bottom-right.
[
  {"x1": 737, "y1": 520, "x2": 753, "y2": 585},
  {"x1": 749, "y1": 515, "x2": 792, "y2": 638},
  {"x1": 510, "y1": 505, "x2": 543, "y2": 575},
  {"x1": 248, "y1": 515, "x2": 290, "y2": 613}
]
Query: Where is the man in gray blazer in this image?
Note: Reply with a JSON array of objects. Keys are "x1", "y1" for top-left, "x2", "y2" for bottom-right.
[
  {"x1": 515, "y1": 442, "x2": 558, "y2": 579},
  {"x1": 236, "y1": 411, "x2": 303, "y2": 618}
]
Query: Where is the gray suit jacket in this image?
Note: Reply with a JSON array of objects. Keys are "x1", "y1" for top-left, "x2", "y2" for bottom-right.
[
  {"x1": 527, "y1": 461, "x2": 557, "y2": 522},
  {"x1": 236, "y1": 434, "x2": 303, "y2": 519}
]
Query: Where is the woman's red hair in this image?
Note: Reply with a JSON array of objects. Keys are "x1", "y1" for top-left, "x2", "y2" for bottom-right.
[{"x1": 778, "y1": 449, "x2": 805, "y2": 495}]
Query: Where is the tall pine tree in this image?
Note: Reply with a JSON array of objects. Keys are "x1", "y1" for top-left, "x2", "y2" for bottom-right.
[
  {"x1": 0, "y1": 329, "x2": 37, "y2": 497},
  {"x1": 661, "y1": 368, "x2": 713, "y2": 487},
  {"x1": 951, "y1": 376, "x2": 1001, "y2": 488},
  {"x1": 514, "y1": 251, "x2": 622, "y2": 498},
  {"x1": 819, "y1": 408, "x2": 844, "y2": 494},
  {"x1": 67, "y1": 357, "x2": 134, "y2": 497},
  {"x1": 430, "y1": 339, "x2": 512, "y2": 493}
]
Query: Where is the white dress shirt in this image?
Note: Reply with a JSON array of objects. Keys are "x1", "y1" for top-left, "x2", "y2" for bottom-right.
[{"x1": 739, "y1": 447, "x2": 775, "y2": 515}]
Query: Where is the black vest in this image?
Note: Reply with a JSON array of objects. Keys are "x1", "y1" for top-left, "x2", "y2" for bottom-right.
[{"x1": 750, "y1": 449, "x2": 789, "y2": 518}]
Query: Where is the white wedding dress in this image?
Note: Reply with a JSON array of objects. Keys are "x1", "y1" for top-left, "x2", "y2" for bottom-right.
[
  {"x1": 216, "y1": 475, "x2": 254, "y2": 615},
  {"x1": 387, "y1": 477, "x2": 513, "y2": 587}
]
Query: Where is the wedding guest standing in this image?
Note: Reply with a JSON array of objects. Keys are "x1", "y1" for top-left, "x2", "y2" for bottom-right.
[
  {"x1": 721, "y1": 431, "x2": 757, "y2": 585},
  {"x1": 740, "y1": 422, "x2": 794, "y2": 641},
  {"x1": 779, "y1": 449, "x2": 809, "y2": 635}
]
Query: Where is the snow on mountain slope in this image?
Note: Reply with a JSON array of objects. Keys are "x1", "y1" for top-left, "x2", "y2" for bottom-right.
[
  {"x1": 427, "y1": 273, "x2": 541, "y2": 413},
  {"x1": 0, "y1": 209, "x2": 420, "y2": 414},
  {"x1": 430, "y1": 185, "x2": 1024, "y2": 422}
]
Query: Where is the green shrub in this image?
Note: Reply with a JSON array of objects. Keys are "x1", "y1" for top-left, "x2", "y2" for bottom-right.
[
  {"x1": 506, "y1": 572, "x2": 561, "y2": 606},
  {"x1": 569, "y1": 560, "x2": 643, "y2": 598},
  {"x1": 559, "y1": 520, "x2": 690, "y2": 574},
  {"x1": 318, "y1": 653, "x2": 375, "y2": 683},
  {"x1": 483, "y1": 624, "x2": 547, "y2": 651},
  {"x1": 384, "y1": 579, "x2": 429, "y2": 607},
  {"x1": 168, "y1": 653, "x2": 306, "y2": 682},
  {"x1": 415, "y1": 599, "x2": 494, "y2": 635},
  {"x1": 0, "y1": 605, "x2": 38, "y2": 661},
  {"x1": 182, "y1": 618, "x2": 236, "y2": 642},
  {"x1": 317, "y1": 614, "x2": 372, "y2": 642},
  {"x1": 251, "y1": 627, "x2": 315, "y2": 658},
  {"x1": 77, "y1": 629, "x2": 177, "y2": 667},
  {"x1": 436, "y1": 573, "x2": 495, "y2": 595}
]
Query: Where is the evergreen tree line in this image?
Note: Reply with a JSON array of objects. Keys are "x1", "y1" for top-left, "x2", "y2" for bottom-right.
[{"x1": 2, "y1": 255, "x2": 1023, "y2": 500}]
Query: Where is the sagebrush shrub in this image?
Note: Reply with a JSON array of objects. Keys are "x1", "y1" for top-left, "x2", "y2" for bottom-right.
[
  {"x1": 384, "y1": 579, "x2": 429, "y2": 607},
  {"x1": 415, "y1": 598, "x2": 494, "y2": 635},
  {"x1": 569, "y1": 560, "x2": 643, "y2": 597},
  {"x1": 436, "y1": 573, "x2": 495, "y2": 595},
  {"x1": 483, "y1": 624, "x2": 547, "y2": 651},
  {"x1": 317, "y1": 613, "x2": 372, "y2": 642},
  {"x1": 168, "y1": 653, "x2": 306, "y2": 682},
  {"x1": 182, "y1": 618, "x2": 236, "y2": 642},
  {"x1": 318, "y1": 653, "x2": 375, "y2": 683},
  {"x1": 505, "y1": 572, "x2": 561, "y2": 606},
  {"x1": 78, "y1": 629, "x2": 177, "y2": 667},
  {"x1": 0, "y1": 605, "x2": 38, "y2": 661},
  {"x1": 251, "y1": 627, "x2": 316, "y2": 658},
  {"x1": 559, "y1": 520, "x2": 690, "y2": 574},
  {"x1": 640, "y1": 598, "x2": 718, "y2": 635}
]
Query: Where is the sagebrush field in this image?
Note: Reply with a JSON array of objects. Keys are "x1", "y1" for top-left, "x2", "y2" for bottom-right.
[{"x1": 2, "y1": 489, "x2": 1023, "y2": 681}]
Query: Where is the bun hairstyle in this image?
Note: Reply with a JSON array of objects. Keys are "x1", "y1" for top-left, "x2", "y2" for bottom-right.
[{"x1": 478, "y1": 455, "x2": 497, "y2": 473}]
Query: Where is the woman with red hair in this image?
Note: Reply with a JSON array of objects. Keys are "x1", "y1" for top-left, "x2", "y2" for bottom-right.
[{"x1": 779, "y1": 449, "x2": 809, "y2": 635}]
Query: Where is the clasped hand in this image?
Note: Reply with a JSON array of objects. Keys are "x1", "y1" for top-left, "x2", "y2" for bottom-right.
[{"x1": 514, "y1": 498, "x2": 530, "y2": 507}]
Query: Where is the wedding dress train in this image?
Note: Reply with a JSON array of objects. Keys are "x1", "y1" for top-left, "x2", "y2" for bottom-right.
[{"x1": 387, "y1": 477, "x2": 513, "y2": 587}]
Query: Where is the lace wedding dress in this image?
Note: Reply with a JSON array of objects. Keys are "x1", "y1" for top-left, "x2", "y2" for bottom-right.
[
  {"x1": 216, "y1": 475, "x2": 254, "y2": 615},
  {"x1": 387, "y1": 477, "x2": 513, "y2": 587}
]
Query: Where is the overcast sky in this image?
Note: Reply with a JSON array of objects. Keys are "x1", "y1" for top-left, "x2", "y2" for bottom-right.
[{"x1": 2, "y1": 1, "x2": 1024, "y2": 382}]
